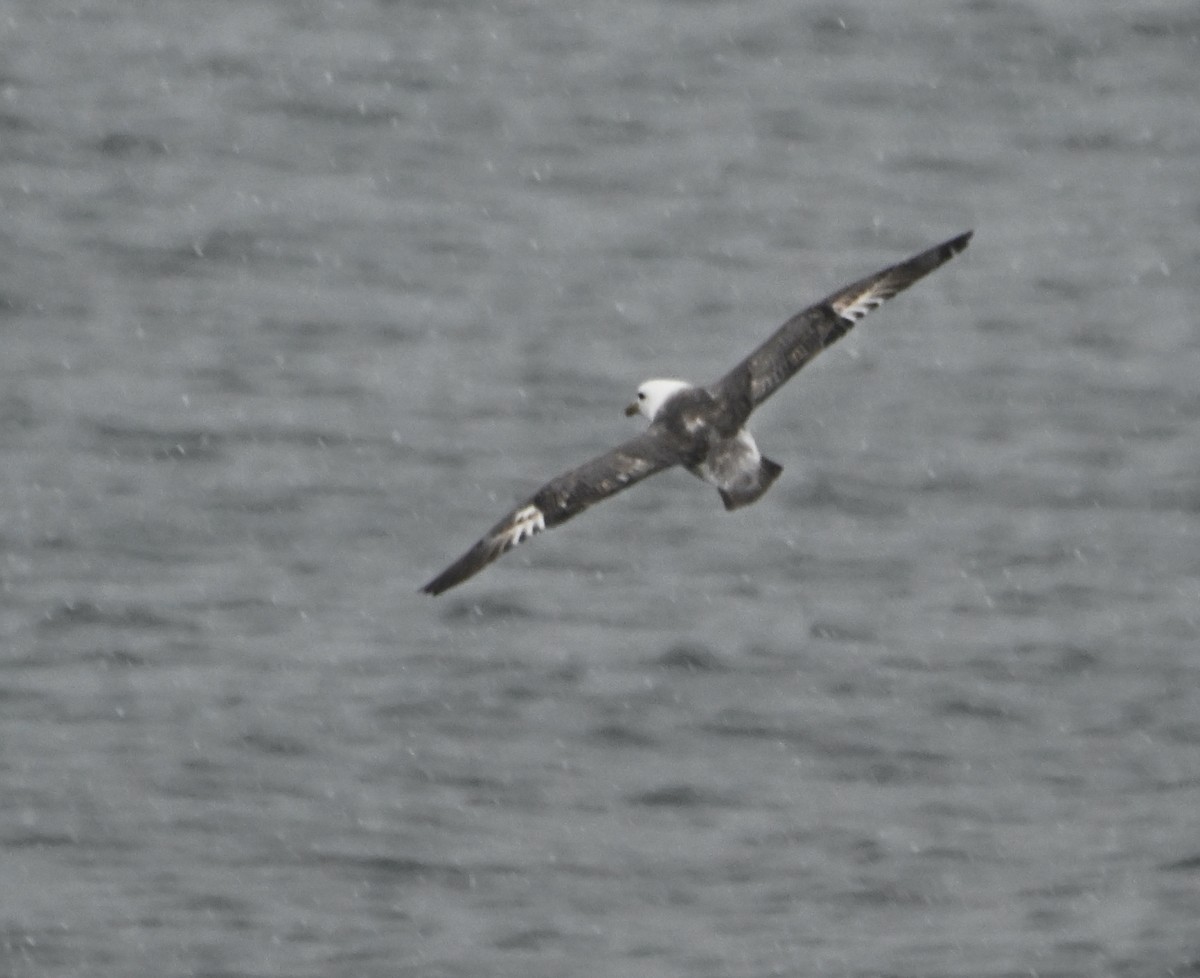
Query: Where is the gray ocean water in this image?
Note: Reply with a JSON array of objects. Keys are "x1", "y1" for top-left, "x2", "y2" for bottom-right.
[{"x1": 2, "y1": 1, "x2": 1199, "y2": 976}]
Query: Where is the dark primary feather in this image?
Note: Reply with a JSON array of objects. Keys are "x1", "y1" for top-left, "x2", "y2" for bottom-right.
[
  {"x1": 420, "y1": 426, "x2": 684, "y2": 595},
  {"x1": 708, "y1": 231, "x2": 972, "y2": 415}
]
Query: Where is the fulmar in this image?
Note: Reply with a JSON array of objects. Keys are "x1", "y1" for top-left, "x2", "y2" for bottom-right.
[{"x1": 421, "y1": 231, "x2": 972, "y2": 595}]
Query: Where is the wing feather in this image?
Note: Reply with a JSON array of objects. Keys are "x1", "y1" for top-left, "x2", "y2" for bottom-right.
[
  {"x1": 709, "y1": 231, "x2": 972, "y2": 416},
  {"x1": 420, "y1": 427, "x2": 682, "y2": 595}
]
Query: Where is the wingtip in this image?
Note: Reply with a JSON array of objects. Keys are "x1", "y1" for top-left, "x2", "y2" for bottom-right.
[
  {"x1": 419, "y1": 567, "x2": 455, "y2": 596},
  {"x1": 419, "y1": 574, "x2": 452, "y2": 596},
  {"x1": 927, "y1": 230, "x2": 972, "y2": 268}
]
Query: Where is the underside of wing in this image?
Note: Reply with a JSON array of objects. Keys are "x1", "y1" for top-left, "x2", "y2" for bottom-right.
[
  {"x1": 420, "y1": 427, "x2": 683, "y2": 595},
  {"x1": 709, "y1": 231, "x2": 972, "y2": 413}
]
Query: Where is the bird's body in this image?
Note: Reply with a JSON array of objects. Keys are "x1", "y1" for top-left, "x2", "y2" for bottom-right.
[
  {"x1": 626, "y1": 379, "x2": 782, "y2": 511},
  {"x1": 421, "y1": 231, "x2": 972, "y2": 595}
]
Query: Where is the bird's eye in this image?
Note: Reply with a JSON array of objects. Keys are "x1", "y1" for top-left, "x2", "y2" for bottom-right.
[{"x1": 638, "y1": 392, "x2": 645, "y2": 399}]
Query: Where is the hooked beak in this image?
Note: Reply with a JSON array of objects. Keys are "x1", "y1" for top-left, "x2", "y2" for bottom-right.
[{"x1": 624, "y1": 402, "x2": 640, "y2": 417}]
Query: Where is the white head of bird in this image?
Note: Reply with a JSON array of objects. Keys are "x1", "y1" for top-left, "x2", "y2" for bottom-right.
[{"x1": 624, "y1": 378, "x2": 694, "y2": 421}]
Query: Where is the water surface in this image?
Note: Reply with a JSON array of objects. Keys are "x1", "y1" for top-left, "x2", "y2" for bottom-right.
[{"x1": 1, "y1": 1, "x2": 1199, "y2": 976}]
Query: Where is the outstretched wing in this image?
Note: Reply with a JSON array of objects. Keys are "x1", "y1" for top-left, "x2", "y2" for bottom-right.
[
  {"x1": 708, "y1": 231, "x2": 972, "y2": 421},
  {"x1": 420, "y1": 426, "x2": 684, "y2": 595}
]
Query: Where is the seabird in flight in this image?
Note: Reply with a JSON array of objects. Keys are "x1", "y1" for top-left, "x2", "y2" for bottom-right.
[{"x1": 421, "y1": 230, "x2": 972, "y2": 595}]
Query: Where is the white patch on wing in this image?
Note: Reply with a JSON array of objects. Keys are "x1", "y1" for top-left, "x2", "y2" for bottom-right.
[
  {"x1": 834, "y1": 287, "x2": 887, "y2": 323},
  {"x1": 498, "y1": 504, "x2": 546, "y2": 553}
]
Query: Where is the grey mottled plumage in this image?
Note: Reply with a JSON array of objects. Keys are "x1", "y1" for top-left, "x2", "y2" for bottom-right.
[{"x1": 421, "y1": 231, "x2": 972, "y2": 595}]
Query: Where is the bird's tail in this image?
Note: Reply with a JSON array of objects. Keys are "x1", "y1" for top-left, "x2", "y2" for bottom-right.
[{"x1": 718, "y1": 456, "x2": 783, "y2": 511}]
